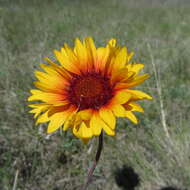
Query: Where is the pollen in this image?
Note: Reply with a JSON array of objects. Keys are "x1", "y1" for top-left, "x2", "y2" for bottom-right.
[{"x1": 68, "y1": 73, "x2": 114, "y2": 110}]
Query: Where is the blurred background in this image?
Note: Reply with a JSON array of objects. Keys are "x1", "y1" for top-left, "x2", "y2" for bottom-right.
[{"x1": 0, "y1": 0, "x2": 190, "y2": 189}]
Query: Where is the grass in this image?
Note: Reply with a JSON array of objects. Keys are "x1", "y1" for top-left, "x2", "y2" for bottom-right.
[{"x1": 0, "y1": 0, "x2": 190, "y2": 189}]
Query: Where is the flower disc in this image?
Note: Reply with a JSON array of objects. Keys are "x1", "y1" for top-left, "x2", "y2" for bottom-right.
[{"x1": 68, "y1": 73, "x2": 114, "y2": 110}]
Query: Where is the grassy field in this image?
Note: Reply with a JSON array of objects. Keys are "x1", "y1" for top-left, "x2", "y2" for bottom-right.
[{"x1": 1, "y1": 0, "x2": 190, "y2": 189}]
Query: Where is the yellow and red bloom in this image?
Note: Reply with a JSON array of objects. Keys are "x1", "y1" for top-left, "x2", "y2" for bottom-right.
[{"x1": 28, "y1": 37, "x2": 152, "y2": 143}]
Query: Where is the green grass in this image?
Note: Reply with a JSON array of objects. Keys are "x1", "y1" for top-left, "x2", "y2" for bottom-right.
[{"x1": 1, "y1": 0, "x2": 190, "y2": 189}]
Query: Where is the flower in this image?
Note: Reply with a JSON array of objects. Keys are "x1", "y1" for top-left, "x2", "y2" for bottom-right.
[{"x1": 28, "y1": 37, "x2": 152, "y2": 143}]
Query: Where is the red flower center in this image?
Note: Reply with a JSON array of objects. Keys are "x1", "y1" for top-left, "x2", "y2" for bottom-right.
[{"x1": 68, "y1": 73, "x2": 114, "y2": 110}]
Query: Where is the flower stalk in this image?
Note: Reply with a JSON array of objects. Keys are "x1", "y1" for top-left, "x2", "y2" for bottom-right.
[{"x1": 82, "y1": 132, "x2": 103, "y2": 190}]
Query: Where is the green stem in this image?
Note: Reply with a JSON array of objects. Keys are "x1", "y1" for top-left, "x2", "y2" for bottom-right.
[{"x1": 81, "y1": 132, "x2": 103, "y2": 190}]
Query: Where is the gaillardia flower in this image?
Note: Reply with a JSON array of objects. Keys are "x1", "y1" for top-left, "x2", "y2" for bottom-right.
[{"x1": 28, "y1": 37, "x2": 152, "y2": 143}]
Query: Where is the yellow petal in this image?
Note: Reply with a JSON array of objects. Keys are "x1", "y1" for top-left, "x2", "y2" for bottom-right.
[
  {"x1": 112, "y1": 104, "x2": 126, "y2": 117},
  {"x1": 54, "y1": 49, "x2": 79, "y2": 74},
  {"x1": 110, "y1": 68, "x2": 128, "y2": 83},
  {"x1": 63, "y1": 114, "x2": 76, "y2": 131},
  {"x1": 114, "y1": 84, "x2": 127, "y2": 92},
  {"x1": 29, "y1": 103, "x2": 47, "y2": 108},
  {"x1": 47, "y1": 112, "x2": 70, "y2": 133},
  {"x1": 29, "y1": 104, "x2": 50, "y2": 118},
  {"x1": 114, "y1": 91, "x2": 131, "y2": 104},
  {"x1": 114, "y1": 47, "x2": 127, "y2": 69},
  {"x1": 126, "y1": 89, "x2": 152, "y2": 100},
  {"x1": 72, "y1": 121, "x2": 88, "y2": 138},
  {"x1": 90, "y1": 112, "x2": 114, "y2": 136},
  {"x1": 34, "y1": 71, "x2": 49, "y2": 82},
  {"x1": 28, "y1": 90, "x2": 63, "y2": 102},
  {"x1": 84, "y1": 37, "x2": 97, "y2": 63},
  {"x1": 89, "y1": 113, "x2": 102, "y2": 136},
  {"x1": 126, "y1": 74, "x2": 150, "y2": 88},
  {"x1": 102, "y1": 123, "x2": 115, "y2": 136},
  {"x1": 129, "y1": 102, "x2": 144, "y2": 113},
  {"x1": 126, "y1": 63, "x2": 144, "y2": 74},
  {"x1": 99, "y1": 109, "x2": 116, "y2": 130},
  {"x1": 73, "y1": 125, "x2": 81, "y2": 138},
  {"x1": 125, "y1": 111, "x2": 138, "y2": 124},
  {"x1": 63, "y1": 108, "x2": 80, "y2": 131},
  {"x1": 39, "y1": 64, "x2": 59, "y2": 76},
  {"x1": 44, "y1": 57, "x2": 71, "y2": 80},
  {"x1": 127, "y1": 52, "x2": 134, "y2": 62},
  {"x1": 33, "y1": 81, "x2": 65, "y2": 94},
  {"x1": 63, "y1": 43, "x2": 78, "y2": 64},
  {"x1": 34, "y1": 70, "x2": 68, "y2": 91},
  {"x1": 96, "y1": 47, "x2": 110, "y2": 70},
  {"x1": 77, "y1": 109, "x2": 92, "y2": 120},
  {"x1": 48, "y1": 104, "x2": 70, "y2": 117},
  {"x1": 74, "y1": 38, "x2": 88, "y2": 63},
  {"x1": 36, "y1": 111, "x2": 50, "y2": 124},
  {"x1": 80, "y1": 122, "x2": 93, "y2": 138},
  {"x1": 108, "y1": 38, "x2": 116, "y2": 48},
  {"x1": 54, "y1": 49, "x2": 68, "y2": 66}
]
